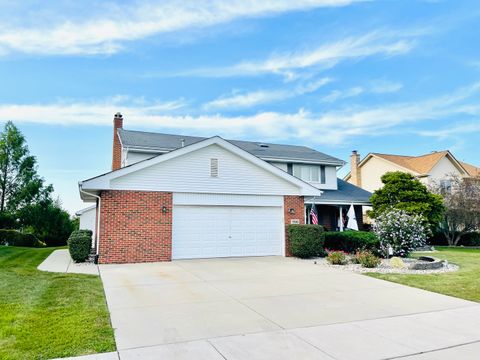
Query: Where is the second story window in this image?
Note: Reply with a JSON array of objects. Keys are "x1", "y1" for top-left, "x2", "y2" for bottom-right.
[
  {"x1": 293, "y1": 164, "x2": 326, "y2": 184},
  {"x1": 440, "y1": 179, "x2": 452, "y2": 194}
]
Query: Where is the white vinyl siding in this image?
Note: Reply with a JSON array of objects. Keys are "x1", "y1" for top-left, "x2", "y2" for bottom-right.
[
  {"x1": 173, "y1": 193, "x2": 283, "y2": 207},
  {"x1": 269, "y1": 162, "x2": 288, "y2": 172},
  {"x1": 111, "y1": 144, "x2": 300, "y2": 195},
  {"x1": 124, "y1": 151, "x2": 159, "y2": 166}
]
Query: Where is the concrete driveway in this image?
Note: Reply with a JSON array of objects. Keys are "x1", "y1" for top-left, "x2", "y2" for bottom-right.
[{"x1": 99, "y1": 257, "x2": 480, "y2": 360}]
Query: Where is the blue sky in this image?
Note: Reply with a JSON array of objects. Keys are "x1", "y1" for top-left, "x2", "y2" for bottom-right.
[{"x1": 0, "y1": 0, "x2": 479, "y2": 214}]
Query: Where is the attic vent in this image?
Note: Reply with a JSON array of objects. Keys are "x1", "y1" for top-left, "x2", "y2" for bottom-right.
[
  {"x1": 258, "y1": 143, "x2": 269, "y2": 148},
  {"x1": 210, "y1": 158, "x2": 218, "y2": 177}
]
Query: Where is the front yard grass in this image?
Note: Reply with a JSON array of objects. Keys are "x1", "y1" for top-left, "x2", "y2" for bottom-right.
[
  {"x1": 368, "y1": 246, "x2": 480, "y2": 302},
  {"x1": 0, "y1": 246, "x2": 115, "y2": 360}
]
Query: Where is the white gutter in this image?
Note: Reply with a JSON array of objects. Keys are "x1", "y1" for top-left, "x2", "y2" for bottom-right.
[{"x1": 79, "y1": 183, "x2": 102, "y2": 257}]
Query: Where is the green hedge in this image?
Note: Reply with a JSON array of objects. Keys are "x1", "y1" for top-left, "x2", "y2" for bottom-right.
[
  {"x1": 0, "y1": 229, "x2": 45, "y2": 247},
  {"x1": 324, "y1": 231, "x2": 380, "y2": 254},
  {"x1": 428, "y1": 231, "x2": 480, "y2": 246},
  {"x1": 287, "y1": 224, "x2": 325, "y2": 258},
  {"x1": 459, "y1": 232, "x2": 480, "y2": 246},
  {"x1": 68, "y1": 230, "x2": 92, "y2": 263}
]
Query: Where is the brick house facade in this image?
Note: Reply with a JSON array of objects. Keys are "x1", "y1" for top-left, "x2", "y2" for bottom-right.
[{"x1": 99, "y1": 190, "x2": 173, "y2": 264}]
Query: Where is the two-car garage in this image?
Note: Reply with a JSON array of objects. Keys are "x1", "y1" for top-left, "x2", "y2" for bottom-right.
[{"x1": 172, "y1": 193, "x2": 285, "y2": 259}]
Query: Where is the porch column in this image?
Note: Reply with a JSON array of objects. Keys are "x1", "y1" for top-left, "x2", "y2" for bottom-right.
[{"x1": 339, "y1": 206, "x2": 344, "y2": 232}]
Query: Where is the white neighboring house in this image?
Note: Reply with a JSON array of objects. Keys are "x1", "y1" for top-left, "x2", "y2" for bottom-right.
[{"x1": 75, "y1": 205, "x2": 96, "y2": 240}]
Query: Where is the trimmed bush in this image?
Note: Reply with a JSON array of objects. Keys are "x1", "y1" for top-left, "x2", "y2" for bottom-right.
[
  {"x1": 68, "y1": 230, "x2": 92, "y2": 263},
  {"x1": 287, "y1": 224, "x2": 325, "y2": 258},
  {"x1": 427, "y1": 231, "x2": 449, "y2": 246},
  {"x1": 459, "y1": 232, "x2": 480, "y2": 247},
  {"x1": 326, "y1": 250, "x2": 348, "y2": 265},
  {"x1": 324, "y1": 231, "x2": 380, "y2": 254},
  {"x1": 0, "y1": 229, "x2": 44, "y2": 247},
  {"x1": 355, "y1": 250, "x2": 381, "y2": 268}
]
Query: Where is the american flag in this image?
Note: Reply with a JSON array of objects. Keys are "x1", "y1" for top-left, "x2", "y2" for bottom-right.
[{"x1": 310, "y1": 205, "x2": 318, "y2": 225}]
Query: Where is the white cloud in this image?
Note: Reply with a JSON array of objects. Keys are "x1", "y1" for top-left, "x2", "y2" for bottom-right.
[
  {"x1": 175, "y1": 31, "x2": 416, "y2": 79},
  {"x1": 322, "y1": 86, "x2": 364, "y2": 102},
  {"x1": 1, "y1": 83, "x2": 479, "y2": 146},
  {"x1": 0, "y1": 0, "x2": 362, "y2": 56},
  {"x1": 370, "y1": 80, "x2": 403, "y2": 93},
  {"x1": 417, "y1": 122, "x2": 480, "y2": 140},
  {"x1": 203, "y1": 77, "x2": 331, "y2": 110},
  {"x1": 321, "y1": 79, "x2": 402, "y2": 103}
]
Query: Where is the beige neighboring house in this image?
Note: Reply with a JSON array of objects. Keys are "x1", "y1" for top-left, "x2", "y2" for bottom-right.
[{"x1": 344, "y1": 150, "x2": 480, "y2": 193}]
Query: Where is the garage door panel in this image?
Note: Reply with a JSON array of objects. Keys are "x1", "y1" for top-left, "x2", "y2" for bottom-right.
[{"x1": 173, "y1": 205, "x2": 284, "y2": 259}]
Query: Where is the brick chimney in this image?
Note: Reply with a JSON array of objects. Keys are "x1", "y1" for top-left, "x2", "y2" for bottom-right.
[
  {"x1": 112, "y1": 112, "x2": 123, "y2": 170},
  {"x1": 350, "y1": 150, "x2": 361, "y2": 187}
]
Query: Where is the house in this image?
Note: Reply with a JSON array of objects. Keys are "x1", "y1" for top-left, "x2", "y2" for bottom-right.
[
  {"x1": 345, "y1": 150, "x2": 480, "y2": 193},
  {"x1": 78, "y1": 113, "x2": 371, "y2": 264},
  {"x1": 75, "y1": 205, "x2": 96, "y2": 236}
]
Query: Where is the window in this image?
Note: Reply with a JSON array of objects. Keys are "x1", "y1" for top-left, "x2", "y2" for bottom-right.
[
  {"x1": 210, "y1": 158, "x2": 218, "y2": 177},
  {"x1": 293, "y1": 164, "x2": 326, "y2": 184},
  {"x1": 440, "y1": 179, "x2": 452, "y2": 194}
]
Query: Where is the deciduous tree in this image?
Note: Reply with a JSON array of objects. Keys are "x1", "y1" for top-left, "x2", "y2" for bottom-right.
[{"x1": 431, "y1": 175, "x2": 480, "y2": 245}]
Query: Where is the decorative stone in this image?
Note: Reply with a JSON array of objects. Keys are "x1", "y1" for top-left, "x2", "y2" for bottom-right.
[{"x1": 409, "y1": 256, "x2": 446, "y2": 270}]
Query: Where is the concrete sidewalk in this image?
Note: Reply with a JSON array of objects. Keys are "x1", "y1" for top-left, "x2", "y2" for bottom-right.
[
  {"x1": 53, "y1": 307, "x2": 480, "y2": 360},
  {"x1": 38, "y1": 249, "x2": 98, "y2": 275}
]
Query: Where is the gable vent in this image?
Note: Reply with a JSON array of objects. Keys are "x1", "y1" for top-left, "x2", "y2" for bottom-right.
[{"x1": 210, "y1": 158, "x2": 219, "y2": 177}]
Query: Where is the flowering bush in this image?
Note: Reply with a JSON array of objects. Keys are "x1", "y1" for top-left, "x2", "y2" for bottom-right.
[
  {"x1": 354, "y1": 250, "x2": 381, "y2": 268},
  {"x1": 326, "y1": 250, "x2": 348, "y2": 265},
  {"x1": 373, "y1": 209, "x2": 429, "y2": 257}
]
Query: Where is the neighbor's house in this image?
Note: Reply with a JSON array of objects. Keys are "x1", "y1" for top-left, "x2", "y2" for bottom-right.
[
  {"x1": 344, "y1": 150, "x2": 480, "y2": 193},
  {"x1": 75, "y1": 205, "x2": 96, "y2": 246},
  {"x1": 78, "y1": 113, "x2": 371, "y2": 264}
]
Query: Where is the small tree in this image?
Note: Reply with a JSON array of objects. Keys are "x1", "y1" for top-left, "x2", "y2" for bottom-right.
[
  {"x1": 431, "y1": 175, "x2": 480, "y2": 246},
  {"x1": 369, "y1": 172, "x2": 444, "y2": 229},
  {"x1": 373, "y1": 209, "x2": 429, "y2": 257}
]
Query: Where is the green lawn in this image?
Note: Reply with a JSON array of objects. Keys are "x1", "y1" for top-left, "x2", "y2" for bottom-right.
[
  {"x1": 0, "y1": 246, "x2": 115, "y2": 360},
  {"x1": 368, "y1": 246, "x2": 480, "y2": 302}
]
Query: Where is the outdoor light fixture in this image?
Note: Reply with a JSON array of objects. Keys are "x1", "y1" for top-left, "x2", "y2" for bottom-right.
[
  {"x1": 288, "y1": 208, "x2": 296, "y2": 214},
  {"x1": 162, "y1": 206, "x2": 168, "y2": 213}
]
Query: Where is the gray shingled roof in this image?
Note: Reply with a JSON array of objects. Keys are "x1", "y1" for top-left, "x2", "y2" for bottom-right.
[
  {"x1": 306, "y1": 179, "x2": 372, "y2": 204},
  {"x1": 118, "y1": 129, "x2": 345, "y2": 165}
]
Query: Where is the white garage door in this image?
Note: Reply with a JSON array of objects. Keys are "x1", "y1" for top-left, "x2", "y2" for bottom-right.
[{"x1": 172, "y1": 205, "x2": 284, "y2": 259}]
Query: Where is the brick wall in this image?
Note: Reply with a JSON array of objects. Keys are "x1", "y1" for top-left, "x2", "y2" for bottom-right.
[
  {"x1": 284, "y1": 195, "x2": 305, "y2": 256},
  {"x1": 99, "y1": 190, "x2": 172, "y2": 264}
]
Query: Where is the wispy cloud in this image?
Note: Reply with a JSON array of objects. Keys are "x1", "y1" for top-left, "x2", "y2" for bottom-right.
[
  {"x1": 1, "y1": 83, "x2": 478, "y2": 145},
  {"x1": 417, "y1": 122, "x2": 480, "y2": 140},
  {"x1": 321, "y1": 79, "x2": 402, "y2": 102},
  {"x1": 203, "y1": 77, "x2": 331, "y2": 110},
  {"x1": 370, "y1": 79, "x2": 403, "y2": 93},
  {"x1": 0, "y1": 0, "x2": 362, "y2": 56},
  {"x1": 171, "y1": 31, "x2": 416, "y2": 79},
  {"x1": 321, "y1": 86, "x2": 364, "y2": 103}
]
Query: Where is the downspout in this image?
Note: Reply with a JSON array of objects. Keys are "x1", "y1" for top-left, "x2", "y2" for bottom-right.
[{"x1": 79, "y1": 183, "x2": 102, "y2": 259}]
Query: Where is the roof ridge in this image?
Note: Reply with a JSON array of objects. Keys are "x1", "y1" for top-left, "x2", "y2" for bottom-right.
[{"x1": 120, "y1": 128, "x2": 326, "y2": 151}]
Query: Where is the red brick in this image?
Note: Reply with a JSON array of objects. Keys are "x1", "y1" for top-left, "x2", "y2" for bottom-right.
[
  {"x1": 99, "y1": 190, "x2": 172, "y2": 264},
  {"x1": 283, "y1": 195, "x2": 305, "y2": 256},
  {"x1": 111, "y1": 114, "x2": 123, "y2": 171}
]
